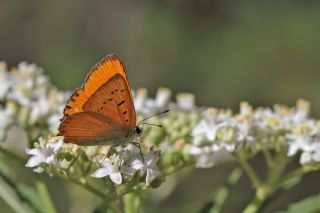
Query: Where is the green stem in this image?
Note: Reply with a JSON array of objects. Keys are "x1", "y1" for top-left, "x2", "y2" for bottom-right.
[
  {"x1": 279, "y1": 164, "x2": 320, "y2": 189},
  {"x1": 243, "y1": 152, "x2": 289, "y2": 213},
  {"x1": 124, "y1": 193, "x2": 141, "y2": 213},
  {"x1": 111, "y1": 203, "x2": 123, "y2": 213},
  {"x1": 36, "y1": 177, "x2": 56, "y2": 213},
  {"x1": 235, "y1": 154, "x2": 261, "y2": 188},
  {"x1": 262, "y1": 150, "x2": 274, "y2": 168},
  {"x1": 209, "y1": 167, "x2": 243, "y2": 213},
  {"x1": 96, "y1": 201, "x2": 123, "y2": 213},
  {"x1": 163, "y1": 160, "x2": 195, "y2": 176},
  {"x1": 57, "y1": 175, "x2": 107, "y2": 200},
  {"x1": 280, "y1": 167, "x2": 305, "y2": 184},
  {"x1": 243, "y1": 195, "x2": 268, "y2": 213},
  {"x1": 266, "y1": 154, "x2": 289, "y2": 185},
  {"x1": 57, "y1": 174, "x2": 126, "y2": 213}
]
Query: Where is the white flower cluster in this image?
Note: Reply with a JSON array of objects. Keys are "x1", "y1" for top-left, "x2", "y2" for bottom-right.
[
  {"x1": 91, "y1": 145, "x2": 160, "y2": 185},
  {"x1": 0, "y1": 62, "x2": 68, "y2": 139},
  {"x1": 133, "y1": 87, "x2": 195, "y2": 116},
  {"x1": 25, "y1": 136, "x2": 64, "y2": 173},
  {"x1": 25, "y1": 136, "x2": 161, "y2": 186},
  {"x1": 190, "y1": 100, "x2": 320, "y2": 167}
]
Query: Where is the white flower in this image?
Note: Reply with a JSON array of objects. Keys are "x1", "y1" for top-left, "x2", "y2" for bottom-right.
[
  {"x1": 254, "y1": 110, "x2": 285, "y2": 132},
  {"x1": 0, "y1": 68, "x2": 15, "y2": 100},
  {"x1": 25, "y1": 137, "x2": 63, "y2": 169},
  {"x1": 29, "y1": 95, "x2": 51, "y2": 125},
  {"x1": 195, "y1": 154, "x2": 215, "y2": 168},
  {"x1": 292, "y1": 99, "x2": 310, "y2": 123},
  {"x1": 91, "y1": 155, "x2": 135, "y2": 185},
  {"x1": 8, "y1": 62, "x2": 49, "y2": 107},
  {"x1": 0, "y1": 107, "x2": 14, "y2": 141},
  {"x1": 212, "y1": 143, "x2": 236, "y2": 152},
  {"x1": 286, "y1": 123, "x2": 320, "y2": 165},
  {"x1": 129, "y1": 146, "x2": 161, "y2": 185},
  {"x1": 287, "y1": 135, "x2": 312, "y2": 156},
  {"x1": 133, "y1": 88, "x2": 148, "y2": 115},
  {"x1": 189, "y1": 145, "x2": 233, "y2": 168},
  {"x1": 134, "y1": 88, "x2": 171, "y2": 115},
  {"x1": 192, "y1": 109, "x2": 221, "y2": 141},
  {"x1": 176, "y1": 93, "x2": 195, "y2": 110},
  {"x1": 235, "y1": 120, "x2": 255, "y2": 142},
  {"x1": 299, "y1": 142, "x2": 320, "y2": 164},
  {"x1": 234, "y1": 102, "x2": 255, "y2": 142},
  {"x1": 190, "y1": 109, "x2": 238, "y2": 167},
  {"x1": 153, "y1": 87, "x2": 171, "y2": 110},
  {"x1": 47, "y1": 114, "x2": 62, "y2": 134}
]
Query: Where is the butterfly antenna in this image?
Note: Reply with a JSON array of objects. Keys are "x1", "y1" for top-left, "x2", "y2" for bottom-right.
[
  {"x1": 137, "y1": 109, "x2": 169, "y2": 125},
  {"x1": 140, "y1": 123, "x2": 162, "y2": 128}
]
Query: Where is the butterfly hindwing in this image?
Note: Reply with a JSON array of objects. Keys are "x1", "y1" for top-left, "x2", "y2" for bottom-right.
[{"x1": 59, "y1": 111, "x2": 126, "y2": 145}]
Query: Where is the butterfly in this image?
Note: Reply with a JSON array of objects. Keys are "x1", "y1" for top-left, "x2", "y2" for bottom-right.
[{"x1": 58, "y1": 54, "x2": 145, "y2": 146}]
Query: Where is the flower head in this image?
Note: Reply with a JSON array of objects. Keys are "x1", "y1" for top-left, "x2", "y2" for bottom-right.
[
  {"x1": 175, "y1": 93, "x2": 195, "y2": 110},
  {"x1": 0, "y1": 64, "x2": 15, "y2": 100},
  {"x1": 0, "y1": 106, "x2": 14, "y2": 141},
  {"x1": 129, "y1": 146, "x2": 161, "y2": 185},
  {"x1": 91, "y1": 154, "x2": 135, "y2": 185},
  {"x1": 134, "y1": 88, "x2": 171, "y2": 116},
  {"x1": 25, "y1": 136, "x2": 64, "y2": 172}
]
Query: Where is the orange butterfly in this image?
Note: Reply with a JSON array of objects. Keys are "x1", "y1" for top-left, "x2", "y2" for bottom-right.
[{"x1": 58, "y1": 54, "x2": 143, "y2": 146}]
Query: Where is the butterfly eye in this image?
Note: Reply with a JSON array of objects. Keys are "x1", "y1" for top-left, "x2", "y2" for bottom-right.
[{"x1": 136, "y1": 126, "x2": 143, "y2": 136}]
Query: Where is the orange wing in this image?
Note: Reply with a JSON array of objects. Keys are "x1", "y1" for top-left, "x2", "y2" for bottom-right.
[
  {"x1": 59, "y1": 54, "x2": 136, "y2": 144},
  {"x1": 59, "y1": 111, "x2": 124, "y2": 145},
  {"x1": 83, "y1": 73, "x2": 136, "y2": 127},
  {"x1": 62, "y1": 54, "x2": 135, "y2": 120}
]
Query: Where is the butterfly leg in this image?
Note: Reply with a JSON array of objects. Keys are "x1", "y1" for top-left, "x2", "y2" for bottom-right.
[{"x1": 130, "y1": 142, "x2": 145, "y2": 163}]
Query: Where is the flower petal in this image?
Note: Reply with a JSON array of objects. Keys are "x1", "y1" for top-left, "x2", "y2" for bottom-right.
[
  {"x1": 33, "y1": 167, "x2": 44, "y2": 173},
  {"x1": 45, "y1": 155, "x2": 55, "y2": 165},
  {"x1": 25, "y1": 156, "x2": 43, "y2": 167},
  {"x1": 146, "y1": 168, "x2": 159, "y2": 185},
  {"x1": 130, "y1": 159, "x2": 145, "y2": 170},
  {"x1": 26, "y1": 148, "x2": 40, "y2": 156},
  {"x1": 300, "y1": 152, "x2": 312, "y2": 165},
  {"x1": 145, "y1": 152, "x2": 160, "y2": 167},
  {"x1": 48, "y1": 139, "x2": 63, "y2": 152},
  {"x1": 110, "y1": 172, "x2": 122, "y2": 185},
  {"x1": 288, "y1": 143, "x2": 299, "y2": 156},
  {"x1": 91, "y1": 168, "x2": 110, "y2": 178},
  {"x1": 120, "y1": 166, "x2": 136, "y2": 175}
]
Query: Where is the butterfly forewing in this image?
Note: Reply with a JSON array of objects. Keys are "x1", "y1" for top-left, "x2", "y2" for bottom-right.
[
  {"x1": 83, "y1": 74, "x2": 136, "y2": 128},
  {"x1": 62, "y1": 54, "x2": 134, "y2": 119}
]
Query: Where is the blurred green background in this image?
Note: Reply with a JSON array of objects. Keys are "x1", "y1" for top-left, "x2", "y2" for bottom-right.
[{"x1": 1, "y1": 0, "x2": 320, "y2": 212}]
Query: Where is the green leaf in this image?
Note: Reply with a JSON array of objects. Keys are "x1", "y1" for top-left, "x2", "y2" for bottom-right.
[
  {"x1": 18, "y1": 183, "x2": 45, "y2": 213},
  {"x1": 0, "y1": 176, "x2": 34, "y2": 213},
  {"x1": 281, "y1": 194, "x2": 320, "y2": 213}
]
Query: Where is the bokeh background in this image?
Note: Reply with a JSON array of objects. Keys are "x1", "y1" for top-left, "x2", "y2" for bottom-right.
[{"x1": 1, "y1": 0, "x2": 320, "y2": 212}]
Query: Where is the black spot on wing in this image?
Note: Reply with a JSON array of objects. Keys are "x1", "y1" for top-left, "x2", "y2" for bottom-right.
[{"x1": 117, "y1": 101, "x2": 125, "y2": 107}]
